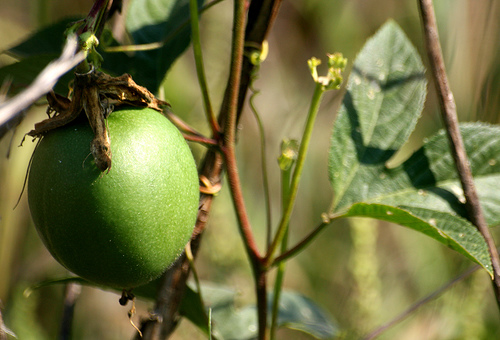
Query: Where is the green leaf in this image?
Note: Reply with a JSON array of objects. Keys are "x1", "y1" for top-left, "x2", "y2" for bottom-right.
[
  {"x1": 125, "y1": 0, "x2": 205, "y2": 92},
  {"x1": 271, "y1": 291, "x2": 339, "y2": 339},
  {"x1": 26, "y1": 277, "x2": 340, "y2": 339},
  {"x1": 340, "y1": 204, "x2": 493, "y2": 277},
  {"x1": 6, "y1": 18, "x2": 78, "y2": 58},
  {"x1": 363, "y1": 123, "x2": 500, "y2": 227},
  {"x1": 200, "y1": 286, "x2": 339, "y2": 339},
  {"x1": 1, "y1": 18, "x2": 77, "y2": 96},
  {"x1": 329, "y1": 20, "x2": 427, "y2": 210},
  {"x1": 0, "y1": 55, "x2": 74, "y2": 95},
  {"x1": 328, "y1": 20, "x2": 495, "y2": 275},
  {"x1": 179, "y1": 284, "x2": 212, "y2": 336}
]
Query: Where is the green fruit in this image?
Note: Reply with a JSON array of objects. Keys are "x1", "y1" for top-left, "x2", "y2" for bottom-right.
[{"x1": 28, "y1": 107, "x2": 199, "y2": 289}]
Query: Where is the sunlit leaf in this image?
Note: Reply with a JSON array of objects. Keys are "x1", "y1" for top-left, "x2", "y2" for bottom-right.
[
  {"x1": 329, "y1": 20, "x2": 427, "y2": 210},
  {"x1": 358, "y1": 123, "x2": 500, "y2": 227},
  {"x1": 340, "y1": 204, "x2": 493, "y2": 277},
  {"x1": 327, "y1": 20, "x2": 495, "y2": 273}
]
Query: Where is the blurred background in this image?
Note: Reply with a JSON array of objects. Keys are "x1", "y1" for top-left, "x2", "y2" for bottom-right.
[{"x1": 1, "y1": 0, "x2": 499, "y2": 339}]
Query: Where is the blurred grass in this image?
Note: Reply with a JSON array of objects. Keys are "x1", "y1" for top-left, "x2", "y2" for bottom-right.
[{"x1": 1, "y1": 0, "x2": 499, "y2": 339}]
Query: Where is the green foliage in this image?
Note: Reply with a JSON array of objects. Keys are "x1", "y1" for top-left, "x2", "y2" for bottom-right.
[
  {"x1": 1, "y1": 0, "x2": 204, "y2": 95},
  {"x1": 328, "y1": 20, "x2": 493, "y2": 275},
  {"x1": 195, "y1": 285, "x2": 339, "y2": 339},
  {"x1": 341, "y1": 204, "x2": 492, "y2": 274},
  {"x1": 329, "y1": 20, "x2": 427, "y2": 211},
  {"x1": 0, "y1": 19, "x2": 77, "y2": 95},
  {"x1": 125, "y1": 0, "x2": 205, "y2": 92},
  {"x1": 1, "y1": 1, "x2": 499, "y2": 339},
  {"x1": 7, "y1": 18, "x2": 76, "y2": 57}
]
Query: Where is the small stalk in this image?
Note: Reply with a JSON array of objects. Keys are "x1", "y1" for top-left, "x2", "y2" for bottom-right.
[
  {"x1": 270, "y1": 140, "x2": 298, "y2": 339},
  {"x1": 189, "y1": 0, "x2": 220, "y2": 135},
  {"x1": 247, "y1": 44, "x2": 272, "y2": 248},
  {"x1": 265, "y1": 82, "x2": 324, "y2": 264},
  {"x1": 265, "y1": 54, "x2": 346, "y2": 266}
]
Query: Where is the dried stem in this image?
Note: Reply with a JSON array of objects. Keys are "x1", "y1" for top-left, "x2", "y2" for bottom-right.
[{"x1": 418, "y1": 0, "x2": 500, "y2": 306}]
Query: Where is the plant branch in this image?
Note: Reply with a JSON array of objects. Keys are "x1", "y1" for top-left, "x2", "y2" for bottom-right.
[
  {"x1": 220, "y1": 0, "x2": 261, "y2": 260},
  {"x1": 418, "y1": 0, "x2": 500, "y2": 307},
  {"x1": 272, "y1": 220, "x2": 329, "y2": 267},
  {"x1": 362, "y1": 265, "x2": 480, "y2": 340},
  {"x1": 182, "y1": 133, "x2": 218, "y2": 146},
  {"x1": 165, "y1": 111, "x2": 205, "y2": 136},
  {"x1": 270, "y1": 156, "x2": 293, "y2": 339},
  {"x1": 271, "y1": 210, "x2": 345, "y2": 267}
]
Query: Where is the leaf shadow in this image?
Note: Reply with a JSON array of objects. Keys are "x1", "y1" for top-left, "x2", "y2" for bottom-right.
[
  {"x1": 343, "y1": 67, "x2": 426, "y2": 165},
  {"x1": 342, "y1": 67, "x2": 466, "y2": 216},
  {"x1": 402, "y1": 148, "x2": 468, "y2": 219}
]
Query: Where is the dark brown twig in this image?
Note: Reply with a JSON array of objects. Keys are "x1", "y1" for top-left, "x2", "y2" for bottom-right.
[{"x1": 418, "y1": 0, "x2": 500, "y2": 307}]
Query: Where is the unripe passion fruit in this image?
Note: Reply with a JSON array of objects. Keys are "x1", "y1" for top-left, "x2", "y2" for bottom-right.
[{"x1": 28, "y1": 107, "x2": 199, "y2": 289}]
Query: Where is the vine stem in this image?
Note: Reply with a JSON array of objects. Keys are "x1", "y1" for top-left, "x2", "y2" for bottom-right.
[
  {"x1": 265, "y1": 82, "x2": 325, "y2": 266},
  {"x1": 59, "y1": 283, "x2": 81, "y2": 340},
  {"x1": 222, "y1": 0, "x2": 261, "y2": 261},
  {"x1": 272, "y1": 217, "x2": 333, "y2": 266},
  {"x1": 188, "y1": 0, "x2": 220, "y2": 135},
  {"x1": 248, "y1": 79, "x2": 272, "y2": 249},
  {"x1": 220, "y1": 0, "x2": 267, "y2": 338},
  {"x1": 418, "y1": 0, "x2": 500, "y2": 307}
]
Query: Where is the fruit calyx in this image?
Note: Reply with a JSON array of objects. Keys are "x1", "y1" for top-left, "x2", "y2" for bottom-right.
[{"x1": 27, "y1": 68, "x2": 169, "y2": 172}]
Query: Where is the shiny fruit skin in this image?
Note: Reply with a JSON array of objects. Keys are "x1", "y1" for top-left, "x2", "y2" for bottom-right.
[{"x1": 28, "y1": 107, "x2": 199, "y2": 289}]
